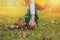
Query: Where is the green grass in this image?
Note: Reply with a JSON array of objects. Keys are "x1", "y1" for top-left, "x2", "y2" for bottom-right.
[{"x1": 0, "y1": 11, "x2": 60, "y2": 40}]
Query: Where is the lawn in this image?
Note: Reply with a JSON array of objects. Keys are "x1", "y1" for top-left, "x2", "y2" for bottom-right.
[
  {"x1": 0, "y1": 0, "x2": 60, "y2": 40},
  {"x1": 0, "y1": 9, "x2": 60, "y2": 40}
]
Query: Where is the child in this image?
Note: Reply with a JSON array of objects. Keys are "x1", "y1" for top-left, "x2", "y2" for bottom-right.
[
  {"x1": 24, "y1": 0, "x2": 38, "y2": 29},
  {"x1": 6, "y1": 0, "x2": 38, "y2": 30}
]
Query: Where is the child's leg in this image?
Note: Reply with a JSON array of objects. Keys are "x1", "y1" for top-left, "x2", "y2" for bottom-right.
[
  {"x1": 24, "y1": 9, "x2": 31, "y2": 24},
  {"x1": 35, "y1": 8, "x2": 39, "y2": 24},
  {"x1": 24, "y1": 8, "x2": 38, "y2": 24}
]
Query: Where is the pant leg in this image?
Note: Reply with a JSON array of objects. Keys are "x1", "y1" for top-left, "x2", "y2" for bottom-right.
[
  {"x1": 24, "y1": 9, "x2": 31, "y2": 24},
  {"x1": 35, "y1": 7, "x2": 39, "y2": 23}
]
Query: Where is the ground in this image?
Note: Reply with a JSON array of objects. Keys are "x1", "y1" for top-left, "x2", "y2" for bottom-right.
[{"x1": 0, "y1": 10, "x2": 60, "y2": 40}]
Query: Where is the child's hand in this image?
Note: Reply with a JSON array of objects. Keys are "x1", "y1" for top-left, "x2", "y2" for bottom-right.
[
  {"x1": 29, "y1": 20, "x2": 37, "y2": 27},
  {"x1": 29, "y1": 14, "x2": 37, "y2": 28}
]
